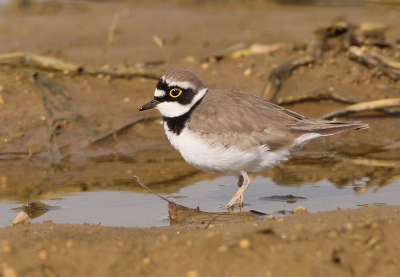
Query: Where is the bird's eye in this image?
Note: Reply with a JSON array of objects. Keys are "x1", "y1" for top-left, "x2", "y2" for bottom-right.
[{"x1": 169, "y1": 88, "x2": 182, "y2": 98}]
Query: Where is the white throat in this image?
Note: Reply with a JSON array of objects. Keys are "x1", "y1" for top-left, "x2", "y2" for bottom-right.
[{"x1": 156, "y1": 87, "x2": 208, "y2": 118}]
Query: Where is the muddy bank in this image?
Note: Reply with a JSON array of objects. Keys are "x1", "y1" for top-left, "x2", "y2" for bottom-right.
[{"x1": 1, "y1": 205, "x2": 400, "y2": 277}]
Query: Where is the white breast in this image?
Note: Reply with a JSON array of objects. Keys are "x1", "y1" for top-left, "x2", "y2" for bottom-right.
[{"x1": 164, "y1": 123, "x2": 291, "y2": 175}]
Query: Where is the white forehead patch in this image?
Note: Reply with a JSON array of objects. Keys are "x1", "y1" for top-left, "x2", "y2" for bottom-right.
[
  {"x1": 165, "y1": 80, "x2": 195, "y2": 90},
  {"x1": 154, "y1": 88, "x2": 166, "y2": 97}
]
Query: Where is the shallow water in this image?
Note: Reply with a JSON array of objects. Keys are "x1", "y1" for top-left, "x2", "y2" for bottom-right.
[{"x1": 1, "y1": 171, "x2": 399, "y2": 228}]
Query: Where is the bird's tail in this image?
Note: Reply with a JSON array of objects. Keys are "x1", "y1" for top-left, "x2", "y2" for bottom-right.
[{"x1": 288, "y1": 120, "x2": 369, "y2": 136}]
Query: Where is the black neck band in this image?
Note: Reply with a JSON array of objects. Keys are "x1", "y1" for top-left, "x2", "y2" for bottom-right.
[{"x1": 163, "y1": 99, "x2": 202, "y2": 135}]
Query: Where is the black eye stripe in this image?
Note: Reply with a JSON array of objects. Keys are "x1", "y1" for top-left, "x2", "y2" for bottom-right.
[
  {"x1": 155, "y1": 79, "x2": 195, "y2": 105},
  {"x1": 156, "y1": 79, "x2": 170, "y2": 91}
]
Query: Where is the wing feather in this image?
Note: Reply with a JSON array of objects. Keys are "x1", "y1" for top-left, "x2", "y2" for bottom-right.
[{"x1": 188, "y1": 89, "x2": 368, "y2": 151}]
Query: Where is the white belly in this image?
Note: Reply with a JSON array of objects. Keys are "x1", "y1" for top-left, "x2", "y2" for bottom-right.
[{"x1": 164, "y1": 123, "x2": 291, "y2": 175}]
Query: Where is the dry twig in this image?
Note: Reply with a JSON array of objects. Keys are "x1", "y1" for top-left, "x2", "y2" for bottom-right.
[
  {"x1": 104, "y1": 12, "x2": 121, "y2": 53},
  {"x1": 322, "y1": 98, "x2": 400, "y2": 119},
  {"x1": 0, "y1": 51, "x2": 165, "y2": 79},
  {"x1": 348, "y1": 46, "x2": 400, "y2": 81}
]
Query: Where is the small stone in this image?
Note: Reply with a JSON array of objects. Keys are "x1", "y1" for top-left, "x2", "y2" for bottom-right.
[
  {"x1": 344, "y1": 222, "x2": 354, "y2": 231},
  {"x1": 186, "y1": 270, "x2": 199, "y2": 277},
  {"x1": 142, "y1": 257, "x2": 151, "y2": 265},
  {"x1": 367, "y1": 237, "x2": 379, "y2": 247},
  {"x1": 11, "y1": 212, "x2": 29, "y2": 226},
  {"x1": 326, "y1": 230, "x2": 338, "y2": 239},
  {"x1": 200, "y1": 63, "x2": 209, "y2": 70},
  {"x1": 267, "y1": 214, "x2": 275, "y2": 220},
  {"x1": 218, "y1": 245, "x2": 228, "y2": 252},
  {"x1": 239, "y1": 238, "x2": 251, "y2": 249},
  {"x1": 38, "y1": 250, "x2": 47, "y2": 261},
  {"x1": 293, "y1": 206, "x2": 307, "y2": 214},
  {"x1": 65, "y1": 240, "x2": 73, "y2": 248},
  {"x1": 2, "y1": 264, "x2": 18, "y2": 277},
  {"x1": 184, "y1": 56, "x2": 196, "y2": 63},
  {"x1": 1, "y1": 175, "x2": 7, "y2": 187},
  {"x1": 244, "y1": 68, "x2": 252, "y2": 76}
]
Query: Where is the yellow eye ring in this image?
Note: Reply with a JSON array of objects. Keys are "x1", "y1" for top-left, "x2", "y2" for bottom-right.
[{"x1": 169, "y1": 88, "x2": 182, "y2": 98}]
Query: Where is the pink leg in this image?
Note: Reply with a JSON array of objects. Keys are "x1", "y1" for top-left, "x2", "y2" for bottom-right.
[{"x1": 225, "y1": 172, "x2": 251, "y2": 209}]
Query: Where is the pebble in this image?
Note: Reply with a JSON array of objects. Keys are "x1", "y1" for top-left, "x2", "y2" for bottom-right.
[
  {"x1": 38, "y1": 250, "x2": 47, "y2": 261},
  {"x1": 11, "y1": 212, "x2": 29, "y2": 226},
  {"x1": 239, "y1": 238, "x2": 251, "y2": 249},
  {"x1": 186, "y1": 270, "x2": 199, "y2": 277},
  {"x1": 2, "y1": 264, "x2": 18, "y2": 277},
  {"x1": 293, "y1": 206, "x2": 307, "y2": 214},
  {"x1": 200, "y1": 63, "x2": 209, "y2": 70},
  {"x1": 65, "y1": 240, "x2": 73, "y2": 248},
  {"x1": 326, "y1": 230, "x2": 338, "y2": 239},
  {"x1": 267, "y1": 214, "x2": 275, "y2": 220},
  {"x1": 142, "y1": 257, "x2": 151, "y2": 265},
  {"x1": 344, "y1": 222, "x2": 354, "y2": 231},
  {"x1": 184, "y1": 56, "x2": 196, "y2": 63}
]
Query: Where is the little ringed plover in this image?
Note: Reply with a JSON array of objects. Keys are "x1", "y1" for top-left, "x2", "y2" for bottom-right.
[{"x1": 140, "y1": 70, "x2": 369, "y2": 208}]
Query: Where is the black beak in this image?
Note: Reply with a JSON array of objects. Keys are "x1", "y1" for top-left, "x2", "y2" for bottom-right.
[{"x1": 139, "y1": 99, "x2": 158, "y2": 111}]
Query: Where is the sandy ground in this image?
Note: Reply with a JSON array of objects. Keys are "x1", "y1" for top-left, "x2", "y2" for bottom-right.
[
  {"x1": 1, "y1": 205, "x2": 400, "y2": 277},
  {"x1": 0, "y1": 0, "x2": 400, "y2": 276}
]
